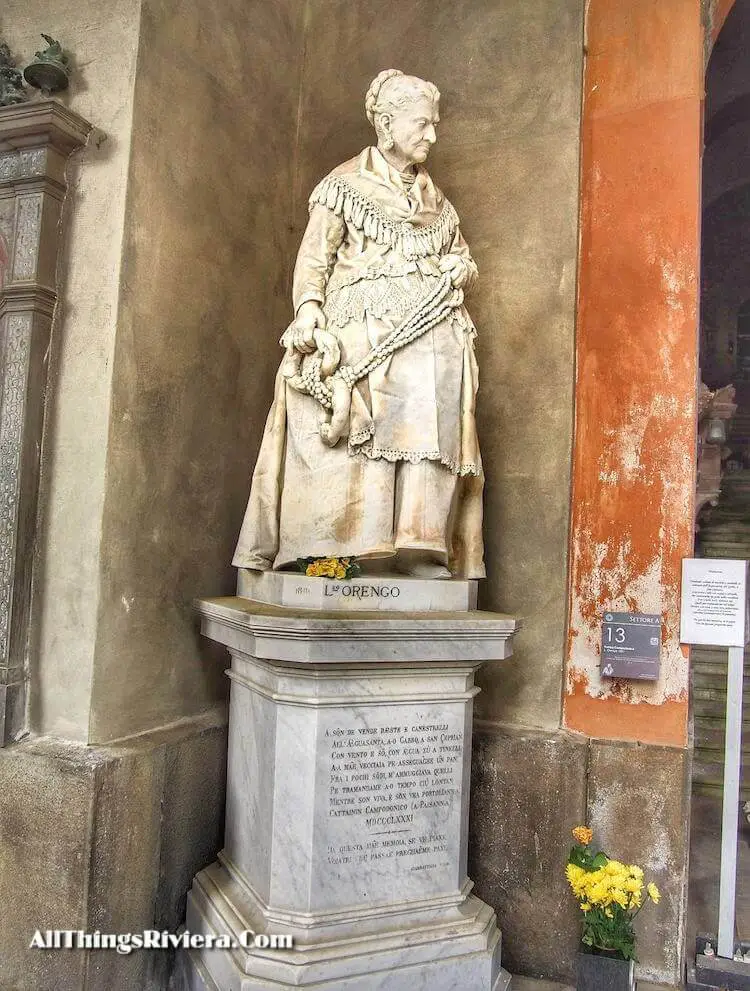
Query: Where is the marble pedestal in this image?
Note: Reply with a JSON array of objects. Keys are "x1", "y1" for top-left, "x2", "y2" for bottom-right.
[{"x1": 176, "y1": 596, "x2": 519, "y2": 991}]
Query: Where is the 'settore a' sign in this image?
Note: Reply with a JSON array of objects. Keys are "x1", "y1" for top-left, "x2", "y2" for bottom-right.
[{"x1": 600, "y1": 612, "x2": 661, "y2": 681}]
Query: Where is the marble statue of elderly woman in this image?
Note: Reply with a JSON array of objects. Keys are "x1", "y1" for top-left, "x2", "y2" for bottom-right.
[{"x1": 233, "y1": 69, "x2": 485, "y2": 579}]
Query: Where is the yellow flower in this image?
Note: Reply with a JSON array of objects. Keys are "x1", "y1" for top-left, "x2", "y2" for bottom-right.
[
  {"x1": 605, "y1": 907, "x2": 614, "y2": 918},
  {"x1": 581, "y1": 902, "x2": 592, "y2": 913},
  {"x1": 612, "y1": 890, "x2": 629, "y2": 909},
  {"x1": 604, "y1": 859, "x2": 625, "y2": 876},
  {"x1": 572, "y1": 826, "x2": 593, "y2": 846},
  {"x1": 629, "y1": 865, "x2": 644, "y2": 879},
  {"x1": 647, "y1": 882, "x2": 660, "y2": 904},
  {"x1": 565, "y1": 863, "x2": 588, "y2": 898},
  {"x1": 304, "y1": 556, "x2": 352, "y2": 579},
  {"x1": 586, "y1": 872, "x2": 611, "y2": 906}
]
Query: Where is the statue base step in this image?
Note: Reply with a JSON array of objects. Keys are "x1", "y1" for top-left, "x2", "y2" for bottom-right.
[
  {"x1": 237, "y1": 568, "x2": 478, "y2": 612},
  {"x1": 174, "y1": 860, "x2": 511, "y2": 991}
]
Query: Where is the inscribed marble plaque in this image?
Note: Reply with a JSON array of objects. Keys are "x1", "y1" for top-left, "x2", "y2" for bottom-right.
[{"x1": 310, "y1": 703, "x2": 469, "y2": 909}]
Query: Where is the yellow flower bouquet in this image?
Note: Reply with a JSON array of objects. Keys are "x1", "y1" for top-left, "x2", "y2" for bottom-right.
[
  {"x1": 566, "y1": 826, "x2": 660, "y2": 961},
  {"x1": 296, "y1": 556, "x2": 361, "y2": 580}
]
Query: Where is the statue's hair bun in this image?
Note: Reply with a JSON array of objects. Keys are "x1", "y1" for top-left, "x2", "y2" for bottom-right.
[{"x1": 365, "y1": 69, "x2": 404, "y2": 124}]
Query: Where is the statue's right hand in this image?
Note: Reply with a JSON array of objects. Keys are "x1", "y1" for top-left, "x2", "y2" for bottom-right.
[
  {"x1": 286, "y1": 301, "x2": 326, "y2": 354},
  {"x1": 313, "y1": 327, "x2": 341, "y2": 377}
]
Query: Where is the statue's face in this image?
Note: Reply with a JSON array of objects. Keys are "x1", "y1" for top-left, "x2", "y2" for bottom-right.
[{"x1": 388, "y1": 98, "x2": 439, "y2": 165}]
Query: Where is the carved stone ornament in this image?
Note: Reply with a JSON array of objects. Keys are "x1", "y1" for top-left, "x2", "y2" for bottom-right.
[
  {"x1": 23, "y1": 35, "x2": 71, "y2": 95},
  {"x1": 233, "y1": 69, "x2": 485, "y2": 581}
]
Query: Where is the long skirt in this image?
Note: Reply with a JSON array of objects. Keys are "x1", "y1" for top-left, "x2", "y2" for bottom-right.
[{"x1": 232, "y1": 311, "x2": 485, "y2": 577}]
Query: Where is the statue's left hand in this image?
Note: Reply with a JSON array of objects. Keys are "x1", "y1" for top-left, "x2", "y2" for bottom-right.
[{"x1": 439, "y1": 253, "x2": 470, "y2": 289}]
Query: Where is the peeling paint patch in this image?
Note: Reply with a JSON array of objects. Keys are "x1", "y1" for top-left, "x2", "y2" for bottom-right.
[
  {"x1": 564, "y1": 673, "x2": 687, "y2": 746},
  {"x1": 598, "y1": 470, "x2": 619, "y2": 484},
  {"x1": 661, "y1": 259, "x2": 686, "y2": 310},
  {"x1": 616, "y1": 418, "x2": 645, "y2": 479}
]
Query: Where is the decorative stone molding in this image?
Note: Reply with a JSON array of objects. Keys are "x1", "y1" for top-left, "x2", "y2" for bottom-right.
[
  {"x1": 0, "y1": 313, "x2": 33, "y2": 662},
  {"x1": 0, "y1": 100, "x2": 91, "y2": 744},
  {"x1": 0, "y1": 149, "x2": 46, "y2": 182},
  {"x1": 11, "y1": 194, "x2": 43, "y2": 279}
]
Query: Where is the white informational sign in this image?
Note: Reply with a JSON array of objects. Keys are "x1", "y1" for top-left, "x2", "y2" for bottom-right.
[{"x1": 680, "y1": 558, "x2": 749, "y2": 648}]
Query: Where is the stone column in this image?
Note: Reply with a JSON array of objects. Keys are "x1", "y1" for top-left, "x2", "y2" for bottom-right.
[
  {"x1": 0, "y1": 101, "x2": 91, "y2": 743},
  {"x1": 562, "y1": 2, "x2": 702, "y2": 982},
  {"x1": 177, "y1": 593, "x2": 519, "y2": 991}
]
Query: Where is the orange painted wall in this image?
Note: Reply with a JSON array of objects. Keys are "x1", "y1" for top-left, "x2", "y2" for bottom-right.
[{"x1": 564, "y1": 0, "x2": 704, "y2": 747}]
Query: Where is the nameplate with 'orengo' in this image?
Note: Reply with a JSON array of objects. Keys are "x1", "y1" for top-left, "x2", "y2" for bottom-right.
[{"x1": 236, "y1": 569, "x2": 478, "y2": 613}]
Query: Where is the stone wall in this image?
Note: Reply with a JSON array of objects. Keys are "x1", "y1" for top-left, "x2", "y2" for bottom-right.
[
  {"x1": 470, "y1": 730, "x2": 690, "y2": 984},
  {"x1": 0, "y1": 714, "x2": 226, "y2": 991},
  {"x1": 89, "y1": 0, "x2": 306, "y2": 742},
  {"x1": 470, "y1": 727, "x2": 588, "y2": 982},
  {"x1": 4, "y1": 0, "x2": 142, "y2": 741}
]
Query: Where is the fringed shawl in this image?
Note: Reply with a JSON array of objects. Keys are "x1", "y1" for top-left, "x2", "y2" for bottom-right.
[{"x1": 308, "y1": 149, "x2": 460, "y2": 261}]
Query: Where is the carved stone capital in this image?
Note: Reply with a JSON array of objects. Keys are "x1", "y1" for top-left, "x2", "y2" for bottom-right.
[
  {"x1": 0, "y1": 283, "x2": 56, "y2": 318},
  {"x1": 0, "y1": 99, "x2": 91, "y2": 155}
]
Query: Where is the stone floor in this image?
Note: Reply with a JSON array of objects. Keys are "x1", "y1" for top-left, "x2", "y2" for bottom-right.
[
  {"x1": 510, "y1": 980, "x2": 573, "y2": 991},
  {"x1": 510, "y1": 979, "x2": 668, "y2": 990}
]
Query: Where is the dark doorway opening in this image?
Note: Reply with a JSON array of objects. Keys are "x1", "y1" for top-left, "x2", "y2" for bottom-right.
[{"x1": 691, "y1": 0, "x2": 750, "y2": 963}]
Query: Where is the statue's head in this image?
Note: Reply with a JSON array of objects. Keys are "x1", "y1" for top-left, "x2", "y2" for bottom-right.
[{"x1": 365, "y1": 69, "x2": 440, "y2": 166}]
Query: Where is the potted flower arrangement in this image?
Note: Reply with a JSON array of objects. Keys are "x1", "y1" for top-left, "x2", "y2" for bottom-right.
[{"x1": 566, "y1": 826, "x2": 661, "y2": 991}]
